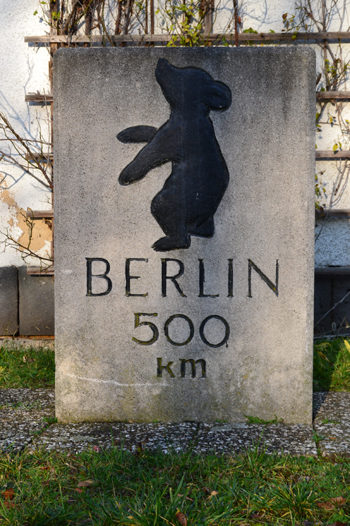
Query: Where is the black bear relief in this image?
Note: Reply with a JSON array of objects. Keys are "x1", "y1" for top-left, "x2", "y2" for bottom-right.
[{"x1": 117, "y1": 57, "x2": 232, "y2": 252}]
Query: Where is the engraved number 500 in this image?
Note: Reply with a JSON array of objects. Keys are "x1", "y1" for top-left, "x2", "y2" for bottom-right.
[{"x1": 132, "y1": 313, "x2": 229, "y2": 348}]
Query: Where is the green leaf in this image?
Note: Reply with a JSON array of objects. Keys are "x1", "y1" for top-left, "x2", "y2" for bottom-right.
[{"x1": 33, "y1": 10, "x2": 38, "y2": 15}]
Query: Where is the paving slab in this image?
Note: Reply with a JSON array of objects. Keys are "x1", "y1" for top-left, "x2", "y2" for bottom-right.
[
  {"x1": 0, "y1": 389, "x2": 348, "y2": 456},
  {"x1": 314, "y1": 391, "x2": 350, "y2": 457},
  {"x1": 0, "y1": 337, "x2": 55, "y2": 351},
  {"x1": 32, "y1": 421, "x2": 200, "y2": 453},
  {"x1": 0, "y1": 388, "x2": 55, "y2": 410},
  {"x1": 193, "y1": 423, "x2": 317, "y2": 456},
  {"x1": 0, "y1": 389, "x2": 55, "y2": 452}
]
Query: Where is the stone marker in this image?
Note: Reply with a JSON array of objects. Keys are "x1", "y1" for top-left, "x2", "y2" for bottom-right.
[{"x1": 54, "y1": 47, "x2": 315, "y2": 424}]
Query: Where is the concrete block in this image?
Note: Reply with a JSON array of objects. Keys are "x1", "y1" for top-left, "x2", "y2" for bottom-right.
[
  {"x1": 54, "y1": 47, "x2": 315, "y2": 424},
  {"x1": 19, "y1": 267, "x2": 54, "y2": 336},
  {"x1": 0, "y1": 266, "x2": 18, "y2": 336}
]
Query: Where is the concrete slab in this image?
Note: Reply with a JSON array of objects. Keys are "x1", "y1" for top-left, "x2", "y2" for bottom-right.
[
  {"x1": 314, "y1": 391, "x2": 350, "y2": 457},
  {"x1": 18, "y1": 266, "x2": 54, "y2": 336},
  {"x1": 0, "y1": 388, "x2": 55, "y2": 410},
  {"x1": 54, "y1": 47, "x2": 315, "y2": 424},
  {"x1": 0, "y1": 389, "x2": 348, "y2": 457},
  {"x1": 0, "y1": 389, "x2": 54, "y2": 452},
  {"x1": 32, "y1": 422, "x2": 199, "y2": 453},
  {"x1": 194, "y1": 423, "x2": 317, "y2": 456},
  {"x1": 0, "y1": 337, "x2": 55, "y2": 350},
  {"x1": 0, "y1": 266, "x2": 18, "y2": 336}
]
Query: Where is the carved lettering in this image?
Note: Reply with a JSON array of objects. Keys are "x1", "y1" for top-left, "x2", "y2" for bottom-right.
[
  {"x1": 132, "y1": 313, "x2": 159, "y2": 345},
  {"x1": 125, "y1": 258, "x2": 148, "y2": 297},
  {"x1": 198, "y1": 259, "x2": 219, "y2": 297},
  {"x1": 164, "y1": 314, "x2": 194, "y2": 346},
  {"x1": 199, "y1": 315, "x2": 230, "y2": 348},
  {"x1": 161, "y1": 258, "x2": 186, "y2": 297},
  {"x1": 157, "y1": 358, "x2": 175, "y2": 378},
  {"x1": 180, "y1": 359, "x2": 206, "y2": 378},
  {"x1": 228, "y1": 259, "x2": 233, "y2": 297},
  {"x1": 248, "y1": 259, "x2": 279, "y2": 298},
  {"x1": 86, "y1": 258, "x2": 112, "y2": 296}
]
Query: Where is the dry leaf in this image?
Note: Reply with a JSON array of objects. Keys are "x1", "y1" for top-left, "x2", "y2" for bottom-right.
[
  {"x1": 75, "y1": 488, "x2": 83, "y2": 493},
  {"x1": 77, "y1": 480, "x2": 94, "y2": 487},
  {"x1": 3, "y1": 501, "x2": 16, "y2": 509},
  {"x1": 328, "y1": 522, "x2": 348, "y2": 526},
  {"x1": 177, "y1": 494, "x2": 193, "y2": 502},
  {"x1": 40, "y1": 466, "x2": 51, "y2": 471},
  {"x1": 208, "y1": 490, "x2": 218, "y2": 499},
  {"x1": 175, "y1": 511, "x2": 187, "y2": 526},
  {"x1": 330, "y1": 496, "x2": 346, "y2": 505},
  {"x1": 317, "y1": 501, "x2": 335, "y2": 510},
  {"x1": 3, "y1": 489, "x2": 14, "y2": 501}
]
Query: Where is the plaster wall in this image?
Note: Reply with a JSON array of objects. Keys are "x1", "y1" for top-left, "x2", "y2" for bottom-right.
[{"x1": 0, "y1": 0, "x2": 52, "y2": 267}]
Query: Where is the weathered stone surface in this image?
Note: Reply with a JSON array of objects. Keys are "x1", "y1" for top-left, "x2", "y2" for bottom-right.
[
  {"x1": 54, "y1": 48, "x2": 315, "y2": 424},
  {"x1": 0, "y1": 266, "x2": 18, "y2": 336},
  {"x1": 19, "y1": 266, "x2": 54, "y2": 336}
]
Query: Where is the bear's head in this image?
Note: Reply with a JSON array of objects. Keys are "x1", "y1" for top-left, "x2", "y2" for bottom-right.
[{"x1": 155, "y1": 58, "x2": 231, "y2": 116}]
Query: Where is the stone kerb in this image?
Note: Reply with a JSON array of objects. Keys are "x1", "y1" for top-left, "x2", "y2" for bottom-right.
[{"x1": 54, "y1": 47, "x2": 315, "y2": 424}]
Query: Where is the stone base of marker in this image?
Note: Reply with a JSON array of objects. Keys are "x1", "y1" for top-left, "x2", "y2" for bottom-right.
[{"x1": 54, "y1": 47, "x2": 315, "y2": 424}]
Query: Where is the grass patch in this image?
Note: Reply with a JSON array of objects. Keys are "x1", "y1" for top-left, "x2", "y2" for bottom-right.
[
  {"x1": 314, "y1": 337, "x2": 350, "y2": 392},
  {"x1": 0, "y1": 446, "x2": 349, "y2": 525},
  {"x1": 0, "y1": 348, "x2": 55, "y2": 388}
]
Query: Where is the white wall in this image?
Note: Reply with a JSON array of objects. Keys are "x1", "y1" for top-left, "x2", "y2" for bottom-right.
[{"x1": 0, "y1": 0, "x2": 51, "y2": 266}]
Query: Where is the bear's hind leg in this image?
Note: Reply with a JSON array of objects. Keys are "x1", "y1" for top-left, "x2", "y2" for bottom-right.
[
  {"x1": 152, "y1": 235, "x2": 190, "y2": 252},
  {"x1": 151, "y1": 193, "x2": 190, "y2": 251},
  {"x1": 188, "y1": 217, "x2": 214, "y2": 238}
]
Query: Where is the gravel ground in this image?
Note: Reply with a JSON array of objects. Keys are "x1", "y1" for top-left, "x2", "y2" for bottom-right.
[{"x1": 0, "y1": 389, "x2": 348, "y2": 456}]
